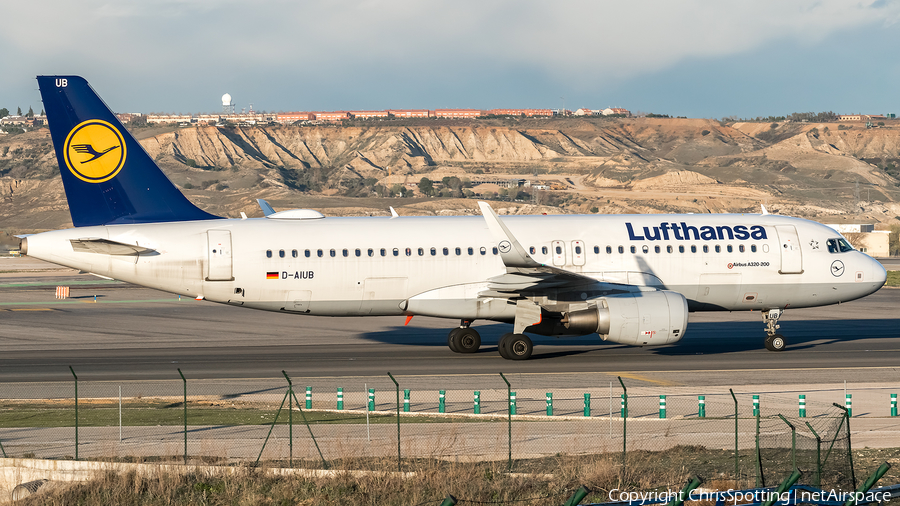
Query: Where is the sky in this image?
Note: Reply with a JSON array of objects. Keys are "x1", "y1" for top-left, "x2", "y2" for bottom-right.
[{"x1": 1, "y1": 0, "x2": 899, "y2": 119}]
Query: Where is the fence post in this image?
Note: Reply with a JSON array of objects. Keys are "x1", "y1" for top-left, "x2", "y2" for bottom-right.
[
  {"x1": 439, "y1": 390, "x2": 446, "y2": 414},
  {"x1": 0, "y1": 434, "x2": 5, "y2": 458},
  {"x1": 659, "y1": 395, "x2": 666, "y2": 419},
  {"x1": 833, "y1": 402, "x2": 857, "y2": 489},
  {"x1": 799, "y1": 395, "x2": 806, "y2": 418},
  {"x1": 368, "y1": 388, "x2": 375, "y2": 411},
  {"x1": 177, "y1": 368, "x2": 187, "y2": 465},
  {"x1": 305, "y1": 386, "x2": 312, "y2": 409},
  {"x1": 474, "y1": 391, "x2": 480, "y2": 414},
  {"x1": 618, "y1": 376, "x2": 627, "y2": 485},
  {"x1": 755, "y1": 411, "x2": 763, "y2": 487},
  {"x1": 805, "y1": 421, "x2": 822, "y2": 488},
  {"x1": 388, "y1": 372, "x2": 401, "y2": 472},
  {"x1": 892, "y1": 393, "x2": 897, "y2": 417},
  {"x1": 777, "y1": 414, "x2": 797, "y2": 472},
  {"x1": 499, "y1": 372, "x2": 512, "y2": 472},
  {"x1": 698, "y1": 395, "x2": 705, "y2": 418},
  {"x1": 546, "y1": 393, "x2": 553, "y2": 416},
  {"x1": 753, "y1": 394, "x2": 759, "y2": 416},
  {"x1": 404, "y1": 389, "x2": 410, "y2": 413},
  {"x1": 282, "y1": 371, "x2": 293, "y2": 468},
  {"x1": 284, "y1": 371, "x2": 328, "y2": 470},
  {"x1": 337, "y1": 388, "x2": 343, "y2": 410},
  {"x1": 730, "y1": 389, "x2": 738, "y2": 485},
  {"x1": 843, "y1": 462, "x2": 892, "y2": 506},
  {"x1": 584, "y1": 393, "x2": 591, "y2": 417},
  {"x1": 69, "y1": 366, "x2": 78, "y2": 461},
  {"x1": 845, "y1": 394, "x2": 852, "y2": 417}
]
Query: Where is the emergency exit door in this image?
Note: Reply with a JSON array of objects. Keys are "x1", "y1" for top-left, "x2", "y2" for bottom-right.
[{"x1": 206, "y1": 230, "x2": 234, "y2": 281}]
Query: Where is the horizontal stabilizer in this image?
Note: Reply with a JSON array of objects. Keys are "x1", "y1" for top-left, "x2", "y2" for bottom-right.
[{"x1": 70, "y1": 238, "x2": 157, "y2": 256}]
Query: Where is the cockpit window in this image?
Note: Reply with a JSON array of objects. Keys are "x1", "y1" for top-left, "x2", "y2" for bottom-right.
[{"x1": 827, "y1": 238, "x2": 854, "y2": 253}]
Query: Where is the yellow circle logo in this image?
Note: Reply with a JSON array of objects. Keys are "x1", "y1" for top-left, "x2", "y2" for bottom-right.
[{"x1": 63, "y1": 120, "x2": 127, "y2": 183}]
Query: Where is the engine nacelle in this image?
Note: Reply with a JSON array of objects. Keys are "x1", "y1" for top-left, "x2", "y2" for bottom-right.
[{"x1": 561, "y1": 290, "x2": 688, "y2": 345}]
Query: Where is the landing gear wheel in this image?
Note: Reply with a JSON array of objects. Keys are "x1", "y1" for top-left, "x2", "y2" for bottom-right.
[
  {"x1": 447, "y1": 328, "x2": 462, "y2": 353},
  {"x1": 765, "y1": 334, "x2": 786, "y2": 352},
  {"x1": 506, "y1": 334, "x2": 533, "y2": 360},
  {"x1": 498, "y1": 333, "x2": 514, "y2": 359},
  {"x1": 455, "y1": 328, "x2": 481, "y2": 353}
]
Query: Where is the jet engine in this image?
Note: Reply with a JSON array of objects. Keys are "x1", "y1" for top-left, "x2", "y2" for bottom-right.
[{"x1": 561, "y1": 290, "x2": 688, "y2": 345}]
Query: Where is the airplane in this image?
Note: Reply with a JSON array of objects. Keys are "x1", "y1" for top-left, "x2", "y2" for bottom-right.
[{"x1": 20, "y1": 76, "x2": 887, "y2": 360}]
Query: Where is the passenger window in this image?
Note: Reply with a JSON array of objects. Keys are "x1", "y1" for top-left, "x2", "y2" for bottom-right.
[
  {"x1": 542, "y1": 246, "x2": 548, "y2": 254},
  {"x1": 468, "y1": 247, "x2": 474, "y2": 255},
  {"x1": 492, "y1": 247, "x2": 498, "y2": 255},
  {"x1": 703, "y1": 245, "x2": 708, "y2": 253},
  {"x1": 715, "y1": 245, "x2": 721, "y2": 253},
  {"x1": 529, "y1": 246, "x2": 536, "y2": 254},
  {"x1": 393, "y1": 248, "x2": 399, "y2": 256},
  {"x1": 266, "y1": 250, "x2": 272, "y2": 258},
  {"x1": 480, "y1": 247, "x2": 486, "y2": 255},
  {"x1": 575, "y1": 245, "x2": 582, "y2": 254},
  {"x1": 618, "y1": 246, "x2": 624, "y2": 254},
  {"x1": 381, "y1": 248, "x2": 386, "y2": 256},
  {"x1": 419, "y1": 248, "x2": 425, "y2": 256},
  {"x1": 751, "y1": 244, "x2": 757, "y2": 253},
  {"x1": 727, "y1": 245, "x2": 733, "y2": 253},
  {"x1": 555, "y1": 246, "x2": 562, "y2": 254},
  {"x1": 317, "y1": 249, "x2": 324, "y2": 257},
  {"x1": 292, "y1": 249, "x2": 298, "y2": 258},
  {"x1": 455, "y1": 247, "x2": 461, "y2": 255},
  {"x1": 330, "y1": 249, "x2": 336, "y2": 257},
  {"x1": 305, "y1": 249, "x2": 311, "y2": 258},
  {"x1": 667, "y1": 245, "x2": 673, "y2": 253},
  {"x1": 678, "y1": 245, "x2": 684, "y2": 253},
  {"x1": 355, "y1": 249, "x2": 361, "y2": 257},
  {"x1": 606, "y1": 246, "x2": 612, "y2": 254},
  {"x1": 654, "y1": 245, "x2": 660, "y2": 253},
  {"x1": 342, "y1": 249, "x2": 349, "y2": 257},
  {"x1": 739, "y1": 245, "x2": 745, "y2": 253},
  {"x1": 594, "y1": 246, "x2": 600, "y2": 254},
  {"x1": 690, "y1": 245, "x2": 696, "y2": 253},
  {"x1": 443, "y1": 247, "x2": 449, "y2": 255},
  {"x1": 406, "y1": 248, "x2": 412, "y2": 256},
  {"x1": 431, "y1": 248, "x2": 437, "y2": 256},
  {"x1": 631, "y1": 246, "x2": 636, "y2": 254},
  {"x1": 368, "y1": 249, "x2": 374, "y2": 257},
  {"x1": 642, "y1": 245, "x2": 649, "y2": 254},
  {"x1": 279, "y1": 249, "x2": 285, "y2": 258}
]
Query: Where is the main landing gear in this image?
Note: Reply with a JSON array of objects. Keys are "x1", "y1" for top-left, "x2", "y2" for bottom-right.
[
  {"x1": 763, "y1": 308, "x2": 787, "y2": 352},
  {"x1": 498, "y1": 333, "x2": 533, "y2": 361},
  {"x1": 447, "y1": 320, "x2": 481, "y2": 354}
]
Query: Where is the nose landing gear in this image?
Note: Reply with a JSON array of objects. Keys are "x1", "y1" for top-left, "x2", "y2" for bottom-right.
[{"x1": 763, "y1": 309, "x2": 787, "y2": 351}]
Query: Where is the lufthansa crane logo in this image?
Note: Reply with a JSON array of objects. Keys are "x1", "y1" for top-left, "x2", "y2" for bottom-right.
[
  {"x1": 63, "y1": 120, "x2": 127, "y2": 183},
  {"x1": 831, "y1": 260, "x2": 845, "y2": 277},
  {"x1": 498, "y1": 240, "x2": 512, "y2": 254}
]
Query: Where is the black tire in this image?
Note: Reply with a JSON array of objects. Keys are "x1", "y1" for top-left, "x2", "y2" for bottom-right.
[
  {"x1": 768, "y1": 334, "x2": 786, "y2": 352},
  {"x1": 507, "y1": 334, "x2": 533, "y2": 360},
  {"x1": 498, "y1": 333, "x2": 514, "y2": 359},
  {"x1": 455, "y1": 328, "x2": 481, "y2": 353},
  {"x1": 447, "y1": 328, "x2": 462, "y2": 353}
]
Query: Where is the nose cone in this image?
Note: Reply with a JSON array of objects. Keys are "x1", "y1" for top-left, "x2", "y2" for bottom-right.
[{"x1": 872, "y1": 256, "x2": 887, "y2": 289}]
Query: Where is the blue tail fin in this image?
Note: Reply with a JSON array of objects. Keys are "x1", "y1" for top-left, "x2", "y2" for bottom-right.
[{"x1": 37, "y1": 75, "x2": 221, "y2": 227}]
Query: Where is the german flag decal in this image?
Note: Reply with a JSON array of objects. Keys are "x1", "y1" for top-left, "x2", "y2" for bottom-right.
[{"x1": 266, "y1": 272, "x2": 279, "y2": 280}]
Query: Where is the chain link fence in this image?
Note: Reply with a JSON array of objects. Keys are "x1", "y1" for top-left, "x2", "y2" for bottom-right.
[{"x1": 1, "y1": 371, "x2": 891, "y2": 490}]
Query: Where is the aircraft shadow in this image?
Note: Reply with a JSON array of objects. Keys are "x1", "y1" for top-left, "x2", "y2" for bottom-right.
[{"x1": 359, "y1": 318, "x2": 900, "y2": 356}]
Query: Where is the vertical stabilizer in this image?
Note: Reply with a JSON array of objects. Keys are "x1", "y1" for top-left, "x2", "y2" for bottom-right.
[{"x1": 37, "y1": 75, "x2": 221, "y2": 227}]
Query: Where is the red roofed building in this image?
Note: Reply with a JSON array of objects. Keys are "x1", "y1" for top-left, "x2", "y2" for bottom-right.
[
  {"x1": 278, "y1": 112, "x2": 315, "y2": 123},
  {"x1": 388, "y1": 109, "x2": 431, "y2": 118},
  {"x1": 317, "y1": 111, "x2": 351, "y2": 122},
  {"x1": 349, "y1": 111, "x2": 389, "y2": 119},
  {"x1": 434, "y1": 109, "x2": 481, "y2": 119},
  {"x1": 487, "y1": 109, "x2": 553, "y2": 117}
]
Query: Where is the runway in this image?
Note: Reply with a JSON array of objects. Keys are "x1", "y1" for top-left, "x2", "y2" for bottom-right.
[{"x1": 2, "y1": 257, "x2": 900, "y2": 385}]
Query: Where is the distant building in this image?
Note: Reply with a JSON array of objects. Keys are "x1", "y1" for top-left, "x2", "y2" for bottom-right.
[
  {"x1": 115, "y1": 113, "x2": 143, "y2": 124},
  {"x1": 825, "y1": 224, "x2": 889, "y2": 257},
  {"x1": 837, "y1": 114, "x2": 884, "y2": 121},
  {"x1": 486, "y1": 109, "x2": 553, "y2": 117},
  {"x1": 348, "y1": 111, "x2": 389, "y2": 119},
  {"x1": 573, "y1": 108, "x2": 597, "y2": 116},
  {"x1": 388, "y1": 109, "x2": 430, "y2": 118},
  {"x1": 146, "y1": 114, "x2": 193, "y2": 124},
  {"x1": 316, "y1": 111, "x2": 351, "y2": 122},
  {"x1": 433, "y1": 109, "x2": 481, "y2": 119},
  {"x1": 602, "y1": 107, "x2": 631, "y2": 117},
  {"x1": 277, "y1": 112, "x2": 316, "y2": 123}
]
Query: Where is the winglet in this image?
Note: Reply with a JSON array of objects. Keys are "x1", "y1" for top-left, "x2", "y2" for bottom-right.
[
  {"x1": 390, "y1": 206, "x2": 399, "y2": 218},
  {"x1": 761, "y1": 204, "x2": 769, "y2": 215},
  {"x1": 257, "y1": 199, "x2": 276, "y2": 216},
  {"x1": 477, "y1": 201, "x2": 541, "y2": 268}
]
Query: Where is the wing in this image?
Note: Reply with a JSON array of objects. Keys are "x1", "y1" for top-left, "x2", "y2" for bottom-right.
[{"x1": 70, "y1": 238, "x2": 157, "y2": 256}]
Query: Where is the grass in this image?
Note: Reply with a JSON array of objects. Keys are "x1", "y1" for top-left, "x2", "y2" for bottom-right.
[
  {"x1": 0, "y1": 399, "x2": 504, "y2": 427},
  {"x1": 886, "y1": 270, "x2": 900, "y2": 287}
]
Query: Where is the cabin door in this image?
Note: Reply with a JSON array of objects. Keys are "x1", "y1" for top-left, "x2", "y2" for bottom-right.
[
  {"x1": 775, "y1": 225, "x2": 803, "y2": 274},
  {"x1": 206, "y1": 230, "x2": 234, "y2": 281}
]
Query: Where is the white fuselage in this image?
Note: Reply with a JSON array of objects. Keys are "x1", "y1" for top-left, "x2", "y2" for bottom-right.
[{"x1": 24, "y1": 213, "x2": 886, "y2": 324}]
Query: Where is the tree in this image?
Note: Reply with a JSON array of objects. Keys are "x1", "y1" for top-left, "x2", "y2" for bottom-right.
[
  {"x1": 417, "y1": 177, "x2": 434, "y2": 196},
  {"x1": 26, "y1": 106, "x2": 33, "y2": 118},
  {"x1": 17, "y1": 107, "x2": 22, "y2": 116},
  {"x1": 890, "y1": 224, "x2": 900, "y2": 257},
  {"x1": 0, "y1": 108, "x2": 8, "y2": 118}
]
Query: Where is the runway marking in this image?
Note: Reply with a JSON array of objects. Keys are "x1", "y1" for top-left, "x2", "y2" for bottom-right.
[
  {"x1": 0, "y1": 299, "x2": 182, "y2": 306},
  {"x1": 609, "y1": 372, "x2": 679, "y2": 387},
  {"x1": 7, "y1": 308, "x2": 56, "y2": 311}
]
